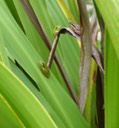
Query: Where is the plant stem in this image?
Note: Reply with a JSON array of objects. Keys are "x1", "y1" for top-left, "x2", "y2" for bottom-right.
[
  {"x1": 47, "y1": 28, "x2": 79, "y2": 103},
  {"x1": 77, "y1": 0, "x2": 92, "y2": 113},
  {"x1": 47, "y1": 34, "x2": 60, "y2": 68}
]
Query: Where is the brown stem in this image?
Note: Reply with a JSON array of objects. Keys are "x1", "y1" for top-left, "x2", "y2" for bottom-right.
[
  {"x1": 55, "y1": 56, "x2": 78, "y2": 104},
  {"x1": 92, "y1": 45, "x2": 104, "y2": 74},
  {"x1": 77, "y1": 0, "x2": 92, "y2": 113},
  {"x1": 47, "y1": 28, "x2": 80, "y2": 103},
  {"x1": 47, "y1": 34, "x2": 60, "y2": 68}
]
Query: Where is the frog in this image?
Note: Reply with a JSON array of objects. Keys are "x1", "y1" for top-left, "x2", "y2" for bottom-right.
[{"x1": 40, "y1": 61, "x2": 50, "y2": 78}]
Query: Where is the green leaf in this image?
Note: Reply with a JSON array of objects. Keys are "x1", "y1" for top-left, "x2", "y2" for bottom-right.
[
  {"x1": 94, "y1": 0, "x2": 119, "y2": 127},
  {"x1": 0, "y1": 94, "x2": 24, "y2": 128},
  {"x1": 0, "y1": 63, "x2": 58, "y2": 128},
  {"x1": 57, "y1": 0, "x2": 79, "y2": 22},
  {"x1": 105, "y1": 31, "x2": 119, "y2": 128},
  {"x1": 4, "y1": 0, "x2": 24, "y2": 32},
  {"x1": 94, "y1": 0, "x2": 119, "y2": 59}
]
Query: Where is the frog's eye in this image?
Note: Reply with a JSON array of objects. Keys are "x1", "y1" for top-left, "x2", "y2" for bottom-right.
[{"x1": 40, "y1": 61, "x2": 50, "y2": 78}]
